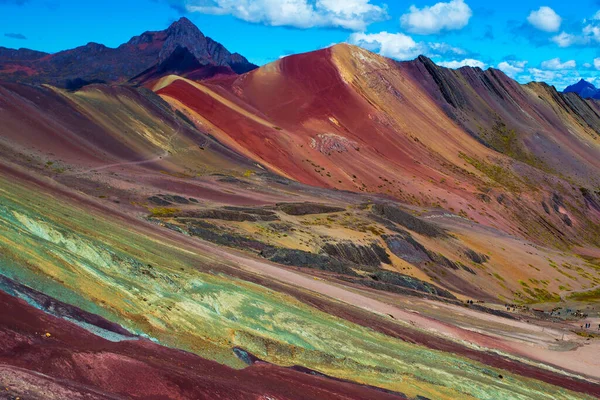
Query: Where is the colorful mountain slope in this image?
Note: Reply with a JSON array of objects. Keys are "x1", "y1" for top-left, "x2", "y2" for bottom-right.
[
  {"x1": 0, "y1": 140, "x2": 598, "y2": 400},
  {"x1": 2, "y1": 19, "x2": 600, "y2": 400},
  {"x1": 403, "y1": 58, "x2": 600, "y2": 182},
  {"x1": 0, "y1": 17, "x2": 256, "y2": 88},
  {"x1": 156, "y1": 44, "x2": 600, "y2": 250},
  {"x1": 0, "y1": 282, "x2": 409, "y2": 400}
]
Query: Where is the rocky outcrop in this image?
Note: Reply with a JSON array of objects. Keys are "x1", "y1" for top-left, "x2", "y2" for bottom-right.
[
  {"x1": 148, "y1": 194, "x2": 198, "y2": 205},
  {"x1": 464, "y1": 249, "x2": 490, "y2": 264},
  {"x1": 372, "y1": 204, "x2": 447, "y2": 238},
  {"x1": 169, "y1": 207, "x2": 279, "y2": 222},
  {"x1": 156, "y1": 219, "x2": 456, "y2": 299},
  {"x1": 260, "y1": 247, "x2": 358, "y2": 276},
  {"x1": 321, "y1": 242, "x2": 391, "y2": 267},
  {"x1": 383, "y1": 235, "x2": 431, "y2": 264},
  {"x1": 184, "y1": 220, "x2": 271, "y2": 251},
  {"x1": 384, "y1": 234, "x2": 477, "y2": 275},
  {"x1": 278, "y1": 203, "x2": 345, "y2": 216},
  {"x1": 339, "y1": 270, "x2": 456, "y2": 300}
]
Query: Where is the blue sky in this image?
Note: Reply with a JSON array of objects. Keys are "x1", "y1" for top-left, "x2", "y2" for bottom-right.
[{"x1": 1, "y1": 0, "x2": 599, "y2": 90}]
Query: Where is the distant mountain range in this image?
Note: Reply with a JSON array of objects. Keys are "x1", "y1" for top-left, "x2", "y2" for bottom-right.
[
  {"x1": 0, "y1": 17, "x2": 257, "y2": 88},
  {"x1": 564, "y1": 79, "x2": 600, "y2": 100}
]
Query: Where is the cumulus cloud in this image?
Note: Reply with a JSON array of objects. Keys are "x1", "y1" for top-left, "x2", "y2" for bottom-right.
[
  {"x1": 437, "y1": 58, "x2": 486, "y2": 69},
  {"x1": 540, "y1": 58, "x2": 576, "y2": 70},
  {"x1": 348, "y1": 32, "x2": 426, "y2": 59},
  {"x1": 497, "y1": 60, "x2": 527, "y2": 77},
  {"x1": 348, "y1": 31, "x2": 467, "y2": 60},
  {"x1": 526, "y1": 68, "x2": 559, "y2": 83},
  {"x1": 582, "y1": 23, "x2": 600, "y2": 42},
  {"x1": 183, "y1": 0, "x2": 388, "y2": 31},
  {"x1": 551, "y1": 31, "x2": 580, "y2": 47},
  {"x1": 595, "y1": 58, "x2": 600, "y2": 70},
  {"x1": 527, "y1": 6, "x2": 561, "y2": 32},
  {"x1": 400, "y1": 0, "x2": 472, "y2": 35},
  {"x1": 548, "y1": 10, "x2": 600, "y2": 48},
  {"x1": 427, "y1": 42, "x2": 466, "y2": 56}
]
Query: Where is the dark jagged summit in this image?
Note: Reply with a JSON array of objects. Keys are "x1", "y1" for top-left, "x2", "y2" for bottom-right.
[
  {"x1": 564, "y1": 79, "x2": 600, "y2": 100},
  {"x1": 0, "y1": 17, "x2": 257, "y2": 87}
]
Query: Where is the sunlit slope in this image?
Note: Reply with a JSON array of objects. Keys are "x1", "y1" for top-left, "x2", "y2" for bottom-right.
[{"x1": 156, "y1": 45, "x2": 600, "y2": 249}]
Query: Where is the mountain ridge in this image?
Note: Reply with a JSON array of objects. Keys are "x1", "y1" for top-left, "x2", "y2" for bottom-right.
[
  {"x1": 564, "y1": 78, "x2": 600, "y2": 100},
  {"x1": 0, "y1": 17, "x2": 257, "y2": 87}
]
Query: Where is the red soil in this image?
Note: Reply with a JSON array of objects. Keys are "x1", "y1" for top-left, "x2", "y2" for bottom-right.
[
  {"x1": 157, "y1": 49, "x2": 447, "y2": 194},
  {"x1": 0, "y1": 290, "x2": 406, "y2": 400}
]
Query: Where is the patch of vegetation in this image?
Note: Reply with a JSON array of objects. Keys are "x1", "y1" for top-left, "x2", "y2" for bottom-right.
[
  {"x1": 568, "y1": 288, "x2": 600, "y2": 301},
  {"x1": 480, "y1": 120, "x2": 548, "y2": 170},
  {"x1": 459, "y1": 152, "x2": 524, "y2": 193},
  {"x1": 521, "y1": 287, "x2": 561, "y2": 303},
  {"x1": 150, "y1": 207, "x2": 181, "y2": 217},
  {"x1": 574, "y1": 331, "x2": 600, "y2": 339}
]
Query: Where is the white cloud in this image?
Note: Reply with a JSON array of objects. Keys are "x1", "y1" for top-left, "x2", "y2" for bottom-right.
[
  {"x1": 551, "y1": 32, "x2": 580, "y2": 47},
  {"x1": 527, "y1": 6, "x2": 561, "y2": 32},
  {"x1": 540, "y1": 58, "x2": 576, "y2": 70},
  {"x1": 527, "y1": 68, "x2": 558, "y2": 82},
  {"x1": 548, "y1": 11, "x2": 600, "y2": 48},
  {"x1": 583, "y1": 23, "x2": 600, "y2": 42},
  {"x1": 348, "y1": 31, "x2": 467, "y2": 60},
  {"x1": 595, "y1": 58, "x2": 600, "y2": 70},
  {"x1": 427, "y1": 42, "x2": 466, "y2": 56},
  {"x1": 437, "y1": 59, "x2": 486, "y2": 69},
  {"x1": 583, "y1": 62, "x2": 592, "y2": 69},
  {"x1": 348, "y1": 32, "x2": 426, "y2": 60},
  {"x1": 400, "y1": 0, "x2": 472, "y2": 35},
  {"x1": 497, "y1": 60, "x2": 528, "y2": 77},
  {"x1": 184, "y1": 0, "x2": 388, "y2": 31}
]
